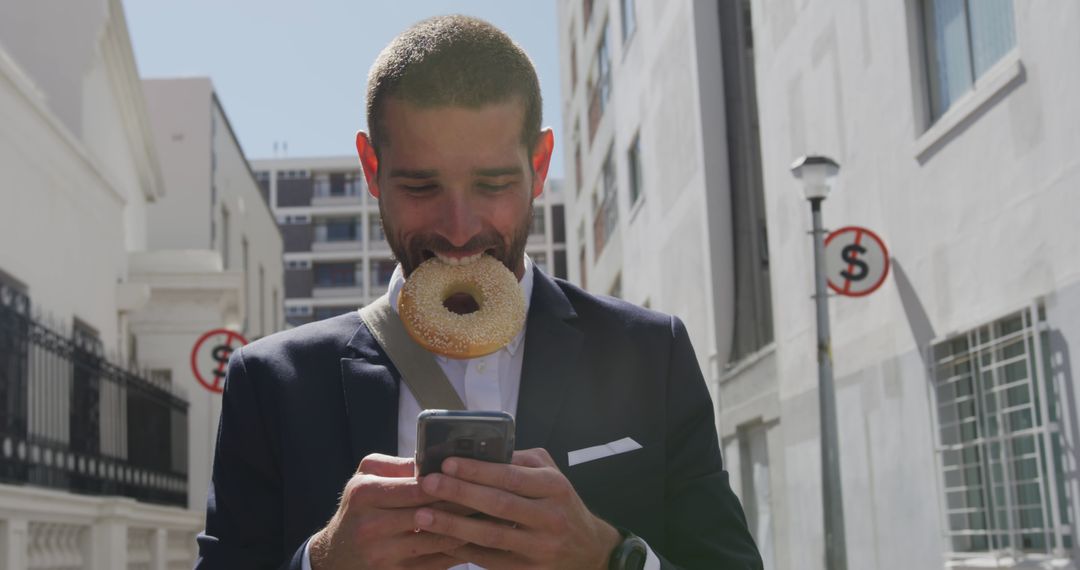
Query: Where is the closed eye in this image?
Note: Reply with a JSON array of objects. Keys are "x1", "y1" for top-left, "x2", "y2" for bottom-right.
[
  {"x1": 402, "y1": 184, "x2": 438, "y2": 193},
  {"x1": 478, "y1": 182, "x2": 512, "y2": 192}
]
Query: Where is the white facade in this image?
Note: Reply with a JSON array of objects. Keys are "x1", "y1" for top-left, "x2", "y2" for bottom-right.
[
  {"x1": 556, "y1": 0, "x2": 739, "y2": 393},
  {"x1": 140, "y1": 77, "x2": 285, "y2": 512},
  {"x1": 251, "y1": 156, "x2": 568, "y2": 327},
  {"x1": 718, "y1": 1, "x2": 1080, "y2": 569},
  {"x1": 0, "y1": 0, "x2": 202, "y2": 567}
]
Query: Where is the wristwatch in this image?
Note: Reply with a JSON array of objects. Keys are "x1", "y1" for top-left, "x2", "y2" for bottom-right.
[{"x1": 608, "y1": 528, "x2": 648, "y2": 570}]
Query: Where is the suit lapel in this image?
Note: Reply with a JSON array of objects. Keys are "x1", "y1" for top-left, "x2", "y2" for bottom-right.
[
  {"x1": 515, "y1": 269, "x2": 583, "y2": 455},
  {"x1": 340, "y1": 321, "x2": 400, "y2": 466}
]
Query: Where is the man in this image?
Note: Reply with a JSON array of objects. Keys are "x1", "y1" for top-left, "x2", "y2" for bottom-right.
[{"x1": 196, "y1": 15, "x2": 761, "y2": 570}]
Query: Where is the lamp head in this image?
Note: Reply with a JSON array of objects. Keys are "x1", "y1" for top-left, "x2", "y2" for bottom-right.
[{"x1": 790, "y1": 155, "x2": 840, "y2": 201}]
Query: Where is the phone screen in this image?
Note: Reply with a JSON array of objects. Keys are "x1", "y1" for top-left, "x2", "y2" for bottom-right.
[{"x1": 415, "y1": 410, "x2": 515, "y2": 476}]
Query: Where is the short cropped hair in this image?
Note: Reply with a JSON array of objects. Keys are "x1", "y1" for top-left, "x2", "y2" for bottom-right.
[{"x1": 366, "y1": 15, "x2": 542, "y2": 158}]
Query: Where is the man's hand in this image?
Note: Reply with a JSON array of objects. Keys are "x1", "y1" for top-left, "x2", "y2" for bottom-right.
[
  {"x1": 309, "y1": 454, "x2": 464, "y2": 570},
  {"x1": 414, "y1": 448, "x2": 622, "y2": 569}
]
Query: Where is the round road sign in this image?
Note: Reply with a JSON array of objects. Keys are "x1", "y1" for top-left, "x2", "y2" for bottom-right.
[
  {"x1": 190, "y1": 329, "x2": 249, "y2": 394},
  {"x1": 824, "y1": 226, "x2": 890, "y2": 297}
]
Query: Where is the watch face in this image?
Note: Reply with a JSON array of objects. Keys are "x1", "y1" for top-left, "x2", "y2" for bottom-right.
[{"x1": 626, "y1": 550, "x2": 647, "y2": 570}]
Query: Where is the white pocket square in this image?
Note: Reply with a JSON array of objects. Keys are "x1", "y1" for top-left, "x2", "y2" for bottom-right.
[{"x1": 567, "y1": 437, "x2": 643, "y2": 467}]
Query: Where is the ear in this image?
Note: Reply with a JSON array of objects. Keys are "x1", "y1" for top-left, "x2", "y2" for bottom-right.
[
  {"x1": 356, "y1": 131, "x2": 380, "y2": 198},
  {"x1": 530, "y1": 128, "x2": 555, "y2": 199}
]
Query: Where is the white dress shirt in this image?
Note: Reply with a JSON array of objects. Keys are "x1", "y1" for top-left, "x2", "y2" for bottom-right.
[{"x1": 304, "y1": 255, "x2": 658, "y2": 570}]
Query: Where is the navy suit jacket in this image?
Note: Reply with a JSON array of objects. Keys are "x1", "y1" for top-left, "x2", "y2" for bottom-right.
[{"x1": 195, "y1": 268, "x2": 762, "y2": 569}]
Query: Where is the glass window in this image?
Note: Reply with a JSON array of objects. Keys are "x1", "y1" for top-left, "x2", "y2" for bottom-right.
[
  {"x1": 931, "y1": 305, "x2": 1071, "y2": 555},
  {"x1": 531, "y1": 208, "x2": 546, "y2": 236},
  {"x1": 923, "y1": 0, "x2": 1015, "y2": 122},
  {"x1": 531, "y1": 252, "x2": 548, "y2": 274},
  {"x1": 313, "y1": 262, "x2": 360, "y2": 288},
  {"x1": 313, "y1": 306, "x2": 355, "y2": 321},
  {"x1": 621, "y1": 0, "x2": 636, "y2": 43},
  {"x1": 587, "y1": 24, "x2": 611, "y2": 143},
  {"x1": 371, "y1": 259, "x2": 397, "y2": 290},
  {"x1": 593, "y1": 147, "x2": 618, "y2": 255},
  {"x1": 627, "y1": 133, "x2": 643, "y2": 206}
]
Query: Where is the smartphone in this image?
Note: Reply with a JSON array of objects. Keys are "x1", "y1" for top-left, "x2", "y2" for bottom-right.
[{"x1": 415, "y1": 410, "x2": 515, "y2": 476}]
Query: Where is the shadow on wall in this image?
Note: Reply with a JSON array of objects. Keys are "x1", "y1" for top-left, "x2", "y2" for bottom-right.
[
  {"x1": 890, "y1": 258, "x2": 936, "y2": 364},
  {"x1": 893, "y1": 256, "x2": 1080, "y2": 558},
  {"x1": 1048, "y1": 329, "x2": 1080, "y2": 560}
]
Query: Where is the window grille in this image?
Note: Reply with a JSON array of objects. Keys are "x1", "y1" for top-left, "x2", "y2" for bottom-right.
[{"x1": 930, "y1": 304, "x2": 1071, "y2": 560}]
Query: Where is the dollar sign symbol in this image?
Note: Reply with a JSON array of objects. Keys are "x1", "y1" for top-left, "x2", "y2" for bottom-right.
[
  {"x1": 212, "y1": 344, "x2": 232, "y2": 379},
  {"x1": 841, "y1": 244, "x2": 869, "y2": 281}
]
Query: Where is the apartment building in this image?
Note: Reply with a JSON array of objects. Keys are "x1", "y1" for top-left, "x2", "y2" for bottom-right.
[
  {"x1": 251, "y1": 157, "x2": 568, "y2": 326},
  {"x1": 728, "y1": 2, "x2": 1080, "y2": 569}
]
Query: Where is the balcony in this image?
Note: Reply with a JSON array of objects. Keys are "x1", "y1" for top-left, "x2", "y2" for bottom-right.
[{"x1": 0, "y1": 295, "x2": 189, "y2": 509}]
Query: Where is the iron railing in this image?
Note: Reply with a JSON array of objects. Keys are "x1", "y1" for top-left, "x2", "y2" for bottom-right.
[{"x1": 0, "y1": 285, "x2": 189, "y2": 508}]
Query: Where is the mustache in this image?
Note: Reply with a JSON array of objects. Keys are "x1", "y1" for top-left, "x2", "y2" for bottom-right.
[{"x1": 407, "y1": 234, "x2": 505, "y2": 259}]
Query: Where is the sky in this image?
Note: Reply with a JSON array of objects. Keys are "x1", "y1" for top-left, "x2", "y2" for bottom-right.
[{"x1": 124, "y1": 0, "x2": 564, "y2": 177}]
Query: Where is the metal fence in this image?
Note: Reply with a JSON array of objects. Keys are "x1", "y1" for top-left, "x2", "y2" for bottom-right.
[{"x1": 0, "y1": 285, "x2": 189, "y2": 508}]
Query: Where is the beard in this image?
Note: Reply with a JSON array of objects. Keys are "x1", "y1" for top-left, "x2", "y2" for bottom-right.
[{"x1": 380, "y1": 201, "x2": 533, "y2": 279}]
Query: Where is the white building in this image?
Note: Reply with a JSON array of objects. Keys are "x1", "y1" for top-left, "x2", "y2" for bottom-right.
[
  {"x1": 560, "y1": 1, "x2": 1080, "y2": 569},
  {"x1": 556, "y1": 0, "x2": 768, "y2": 400},
  {"x1": 139, "y1": 76, "x2": 285, "y2": 513},
  {"x1": 0, "y1": 0, "x2": 201, "y2": 567},
  {"x1": 722, "y1": 1, "x2": 1080, "y2": 570},
  {"x1": 251, "y1": 156, "x2": 568, "y2": 326}
]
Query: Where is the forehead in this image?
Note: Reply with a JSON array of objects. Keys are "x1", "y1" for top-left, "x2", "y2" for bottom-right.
[{"x1": 378, "y1": 98, "x2": 529, "y2": 168}]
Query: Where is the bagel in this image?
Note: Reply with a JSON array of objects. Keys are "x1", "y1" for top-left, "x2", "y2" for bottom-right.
[{"x1": 398, "y1": 254, "x2": 526, "y2": 359}]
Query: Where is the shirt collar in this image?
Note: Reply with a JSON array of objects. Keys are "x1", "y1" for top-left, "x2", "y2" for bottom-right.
[{"x1": 387, "y1": 255, "x2": 534, "y2": 360}]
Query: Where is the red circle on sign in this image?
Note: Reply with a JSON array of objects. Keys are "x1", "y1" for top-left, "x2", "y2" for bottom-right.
[
  {"x1": 824, "y1": 226, "x2": 890, "y2": 297},
  {"x1": 190, "y1": 329, "x2": 249, "y2": 394}
]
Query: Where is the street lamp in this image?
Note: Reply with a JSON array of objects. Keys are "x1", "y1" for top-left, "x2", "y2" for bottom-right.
[{"x1": 790, "y1": 155, "x2": 847, "y2": 570}]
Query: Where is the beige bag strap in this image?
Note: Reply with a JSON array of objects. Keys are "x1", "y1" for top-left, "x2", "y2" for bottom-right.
[{"x1": 358, "y1": 294, "x2": 465, "y2": 411}]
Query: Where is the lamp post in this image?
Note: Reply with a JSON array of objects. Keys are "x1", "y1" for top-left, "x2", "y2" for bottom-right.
[{"x1": 790, "y1": 155, "x2": 847, "y2": 570}]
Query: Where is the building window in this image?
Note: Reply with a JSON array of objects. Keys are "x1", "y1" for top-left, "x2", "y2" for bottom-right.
[
  {"x1": 315, "y1": 217, "x2": 361, "y2": 242},
  {"x1": 553, "y1": 250, "x2": 567, "y2": 280},
  {"x1": 531, "y1": 252, "x2": 548, "y2": 274},
  {"x1": 931, "y1": 305, "x2": 1071, "y2": 556},
  {"x1": 621, "y1": 0, "x2": 637, "y2": 44},
  {"x1": 221, "y1": 207, "x2": 230, "y2": 269},
  {"x1": 313, "y1": 306, "x2": 355, "y2": 321},
  {"x1": 313, "y1": 262, "x2": 361, "y2": 288},
  {"x1": 592, "y1": 147, "x2": 618, "y2": 256},
  {"x1": 570, "y1": 32, "x2": 579, "y2": 91},
  {"x1": 531, "y1": 207, "x2": 546, "y2": 236},
  {"x1": 587, "y1": 24, "x2": 612, "y2": 143},
  {"x1": 286, "y1": 259, "x2": 311, "y2": 270},
  {"x1": 371, "y1": 259, "x2": 397, "y2": 290},
  {"x1": 922, "y1": 0, "x2": 1016, "y2": 122},
  {"x1": 314, "y1": 172, "x2": 362, "y2": 198},
  {"x1": 627, "y1": 132, "x2": 643, "y2": 207}
]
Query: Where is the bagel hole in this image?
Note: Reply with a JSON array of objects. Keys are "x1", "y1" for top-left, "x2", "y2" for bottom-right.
[
  {"x1": 443, "y1": 293, "x2": 480, "y2": 315},
  {"x1": 442, "y1": 285, "x2": 483, "y2": 315}
]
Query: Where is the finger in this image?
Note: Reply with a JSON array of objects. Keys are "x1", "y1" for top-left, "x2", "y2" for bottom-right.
[
  {"x1": 429, "y1": 500, "x2": 477, "y2": 517},
  {"x1": 351, "y1": 508, "x2": 433, "y2": 537},
  {"x1": 510, "y1": 448, "x2": 555, "y2": 468},
  {"x1": 402, "y1": 552, "x2": 466, "y2": 570},
  {"x1": 415, "y1": 507, "x2": 530, "y2": 553},
  {"x1": 358, "y1": 453, "x2": 416, "y2": 477},
  {"x1": 442, "y1": 457, "x2": 563, "y2": 498},
  {"x1": 346, "y1": 474, "x2": 433, "y2": 509},
  {"x1": 421, "y1": 473, "x2": 547, "y2": 525},
  {"x1": 384, "y1": 528, "x2": 467, "y2": 559}
]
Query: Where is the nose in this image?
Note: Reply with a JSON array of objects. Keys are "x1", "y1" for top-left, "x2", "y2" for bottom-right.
[{"x1": 438, "y1": 188, "x2": 483, "y2": 248}]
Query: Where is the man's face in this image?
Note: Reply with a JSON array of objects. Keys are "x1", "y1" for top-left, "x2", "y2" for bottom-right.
[{"x1": 359, "y1": 99, "x2": 552, "y2": 280}]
